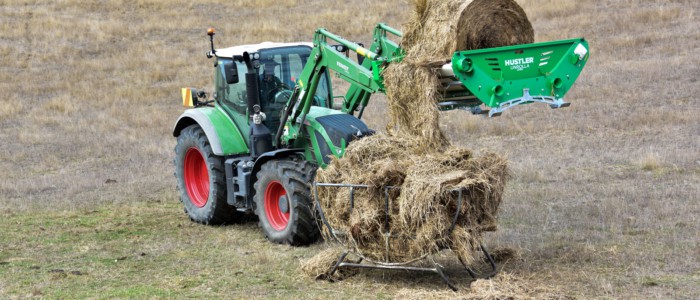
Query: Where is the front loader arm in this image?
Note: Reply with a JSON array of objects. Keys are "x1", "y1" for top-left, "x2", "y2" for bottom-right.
[
  {"x1": 341, "y1": 23, "x2": 404, "y2": 116},
  {"x1": 284, "y1": 29, "x2": 384, "y2": 143},
  {"x1": 287, "y1": 24, "x2": 406, "y2": 130}
]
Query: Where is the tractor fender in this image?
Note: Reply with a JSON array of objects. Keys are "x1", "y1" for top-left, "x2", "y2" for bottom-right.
[
  {"x1": 249, "y1": 149, "x2": 306, "y2": 193},
  {"x1": 172, "y1": 107, "x2": 248, "y2": 156}
]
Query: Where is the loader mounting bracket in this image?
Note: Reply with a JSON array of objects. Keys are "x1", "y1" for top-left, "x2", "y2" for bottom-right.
[{"x1": 488, "y1": 88, "x2": 570, "y2": 117}]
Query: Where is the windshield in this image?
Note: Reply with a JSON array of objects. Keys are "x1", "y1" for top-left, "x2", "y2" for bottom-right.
[{"x1": 258, "y1": 46, "x2": 330, "y2": 106}]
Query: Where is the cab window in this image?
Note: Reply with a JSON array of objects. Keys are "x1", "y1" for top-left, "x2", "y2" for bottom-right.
[
  {"x1": 259, "y1": 46, "x2": 331, "y2": 107},
  {"x1": 216, "y1": 59, "x2": 248, "y2": 114}
]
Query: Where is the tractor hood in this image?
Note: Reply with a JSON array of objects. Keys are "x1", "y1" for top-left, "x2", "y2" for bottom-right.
[{"x1": 301, "y1": 106, "x2": 372, "y2": 166}]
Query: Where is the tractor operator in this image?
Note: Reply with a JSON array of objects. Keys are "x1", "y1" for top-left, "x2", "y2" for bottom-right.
[{"x1": 260, "y1": 61, "x2": 284, "y2": 103}]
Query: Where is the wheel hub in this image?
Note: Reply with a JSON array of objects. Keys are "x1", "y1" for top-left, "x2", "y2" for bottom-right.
[
  {"x1": 264, "y1": 180, "x2": 290, "y2": 231},
  {"x1": 278, "y1": 195, "x2": 289, "y2": 214},
  {"x1": 183, "y1": 147, "x2": 209, "y2": 208}
]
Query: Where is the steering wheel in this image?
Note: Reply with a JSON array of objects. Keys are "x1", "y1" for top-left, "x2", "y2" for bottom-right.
[{"x1": 266, "y1": 83, "x2": 291, "y2": 103}]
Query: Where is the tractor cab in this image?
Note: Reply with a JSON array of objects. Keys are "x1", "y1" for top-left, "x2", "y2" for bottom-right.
[{"x1": 212, "y1": 42, "x2": 332, "y2": 141}]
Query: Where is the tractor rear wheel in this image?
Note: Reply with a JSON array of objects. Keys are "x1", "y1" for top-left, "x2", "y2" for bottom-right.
[
  {"x1": 253, "y1": 158, "x2": 319, "y2": 245},
  {"x1": 174, "y1": 124, "x2": 241, "y2": 224}
]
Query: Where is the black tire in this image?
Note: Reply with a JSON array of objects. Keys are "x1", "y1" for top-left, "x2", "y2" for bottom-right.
[
  {"x1": 174, "y1": 124, "x2": 241, "y2": 224},
  {"x1": 253, "y1": 158, "x2": 320, "y2": 245}
]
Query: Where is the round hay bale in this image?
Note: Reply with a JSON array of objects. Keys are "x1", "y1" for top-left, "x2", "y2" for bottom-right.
[
  {"x1": 456, "y1": 0, "x2": 535, "y2": 51},
  {"x1": 400, "y1": 0, "x2": 473, "y2": 62},
  {"x1": 401, "y1": 0, "x2": 533, "y2": 62}
]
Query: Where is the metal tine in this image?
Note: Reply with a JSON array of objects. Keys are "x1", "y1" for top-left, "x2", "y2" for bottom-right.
[
  {"x1": 457, "y1": 255, "x2": 478, "y2": 279},
  {"x1": 480, "y1": 244, "x2": 498, "y2": 279},
  {"x1": 457, "y1": 244, "x2": 499, "y2": 279},
  {"x1": 384, "y1": 187, "x2": 390, "y2": 262},
  {"x1": 431, "y1": 256, "x2": 458, "y2": 291},
  {"x1": 313, "y1": 182, "x2": 341, "y2": 243},
  {"x1": 349, "y1": 187, "x2": 354, "y2": 209},
  {"x1": 328, "y1": 251, "x2": 349, "y2": 278},
  {"x1": 448, "y1": 189, "x2": 463, "y2": 235},
  {"x1": 384, "y1": 187, "x2": 390, "y2": 233}
]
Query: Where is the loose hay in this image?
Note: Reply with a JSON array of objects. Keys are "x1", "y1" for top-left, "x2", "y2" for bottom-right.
[
  {"x1": 468, "y1": 273, "x2": 572, "y2": 300},
  {"x1": 394, "y1": 273, "x2": 573, "y2": 300},
  {"x1": 299, "y1": 247, "x2": 357, "y2": 281},
  {"x1": 489, "y1": 246, "x2": 521, "y2": 264},
  {"x1": 305, "y1": 0, "x2": 532, "y2": 278},
  {"x1": 315, "y1": 134, "x2": 508, "y2": 264}
]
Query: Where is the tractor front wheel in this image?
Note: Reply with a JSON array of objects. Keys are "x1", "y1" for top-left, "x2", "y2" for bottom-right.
[
  {"x1": 253, "y1": 158, "x2": 319, "y2": 245},
  {"x1": 174, "y1": 125, "x2": 241, "y2": 224}
]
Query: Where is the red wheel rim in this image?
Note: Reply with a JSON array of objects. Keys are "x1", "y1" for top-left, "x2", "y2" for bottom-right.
[
  {"x1": 184, "y1": 147, "x2": 209, "y2": 208},
  {"x1": 264, "y1": 180, "x2": 289, "y2": 231}
]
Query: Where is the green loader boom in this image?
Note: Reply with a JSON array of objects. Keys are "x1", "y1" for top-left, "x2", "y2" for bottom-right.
[{"x1": 285, "y1": 24, "x2": 589, "y2": 132}]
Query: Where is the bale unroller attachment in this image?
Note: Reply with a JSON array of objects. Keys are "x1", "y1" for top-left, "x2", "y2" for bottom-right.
[{"x1": 438, "y1": 38, "x2": 590, "y2": 116}]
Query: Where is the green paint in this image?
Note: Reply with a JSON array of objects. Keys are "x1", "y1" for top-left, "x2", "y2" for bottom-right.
[
  {"x1": 451, "y1": 38, "x2": 589, "y2": 108},
  {"x1": 192, "y1": 106, "x2": 248, "y2": 155},
  {"x1": 288, "y1": 106, "x2": 348, "y2": 167}
]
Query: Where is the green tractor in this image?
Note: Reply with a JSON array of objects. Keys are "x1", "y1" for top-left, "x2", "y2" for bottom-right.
[{"x1": 173, "y1": 24, "x2": 589, "y2": 245}]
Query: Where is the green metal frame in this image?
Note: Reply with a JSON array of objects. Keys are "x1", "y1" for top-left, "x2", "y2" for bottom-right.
[
  {"x1": 451, "y1": 38, "x2": 589, "y2": 115},
  {"x1": 288, "y1": 25, "x2": 590, "y2": 126},
  {"x1": 341, "y1": 23, "x2": 404, "y2": 115}
]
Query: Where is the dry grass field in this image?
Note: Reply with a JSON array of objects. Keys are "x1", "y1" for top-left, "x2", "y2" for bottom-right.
[{"x1": 1, "y1": 0, "x2": 698, "y2": 298}]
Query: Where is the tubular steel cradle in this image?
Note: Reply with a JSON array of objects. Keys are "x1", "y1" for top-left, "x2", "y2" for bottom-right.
[{"x1": 312, "y1": 182, "x2": 498, "y2": 291}]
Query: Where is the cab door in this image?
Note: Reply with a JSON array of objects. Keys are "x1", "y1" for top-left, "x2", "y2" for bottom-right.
[{"x1": 215, "y1": 58, "x2": 250, "y2": 145}]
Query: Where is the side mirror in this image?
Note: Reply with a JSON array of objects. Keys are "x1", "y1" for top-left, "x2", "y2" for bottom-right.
[{"x1": 219, "y1": 59, "x2": 239, "y2": 84}]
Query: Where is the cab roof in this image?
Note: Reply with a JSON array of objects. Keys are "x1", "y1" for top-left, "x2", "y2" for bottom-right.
[{"x1": 214, "y1": 42, "x2": 313, "y2": 58}]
